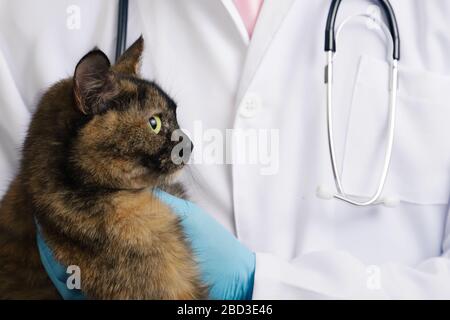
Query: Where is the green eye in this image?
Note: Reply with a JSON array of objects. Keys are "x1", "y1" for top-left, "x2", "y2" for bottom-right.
[{"x1": 148, "y1": 116, "x2": 162, "y2": 134}]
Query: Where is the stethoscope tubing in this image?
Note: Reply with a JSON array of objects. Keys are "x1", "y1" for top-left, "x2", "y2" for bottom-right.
[
  {"x1": 325, "y1": 0, "x2": 400, "y2": 60},
  {"x1": 115, "y1": 0, "x2": 129, "y2": 62},
  {"x1": 324, "y1": 0, "x2": 401, "y2": 207}
]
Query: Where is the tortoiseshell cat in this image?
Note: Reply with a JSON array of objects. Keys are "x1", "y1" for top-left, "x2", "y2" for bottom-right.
[{"x1": 0, "y1": 37, "x2": 207, "y2": 299}]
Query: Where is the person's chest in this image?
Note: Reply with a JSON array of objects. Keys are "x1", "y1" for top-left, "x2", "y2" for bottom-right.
[
  {"x1": 130, "y1": 0, "x2": 450, "y2": 264},
  {"x1": 2, "y1": 0, "x2": 448, "y2": 264}
]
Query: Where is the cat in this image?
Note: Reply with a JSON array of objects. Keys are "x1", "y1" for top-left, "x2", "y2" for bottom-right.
[{"x1": 0, "y1": 37, "x2": 207, "y2": 299}]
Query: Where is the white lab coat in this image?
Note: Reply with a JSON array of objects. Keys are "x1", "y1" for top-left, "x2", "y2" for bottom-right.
[{"x1": 1, "y1": 0, "x2": 449, "y2": 299}]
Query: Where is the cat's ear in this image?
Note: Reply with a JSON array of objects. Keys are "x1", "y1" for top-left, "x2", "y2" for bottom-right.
[
  {"x1": 73, "y1": 49, "x2": 117, "y2": 115},
  {"x1": 112, "y1": 36, "x2": 144, "y2": 75}
]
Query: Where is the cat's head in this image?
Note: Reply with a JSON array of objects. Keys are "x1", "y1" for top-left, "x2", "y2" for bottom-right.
[{"x1": 70, "y1": 37, "x2": 192, "y2": 190}]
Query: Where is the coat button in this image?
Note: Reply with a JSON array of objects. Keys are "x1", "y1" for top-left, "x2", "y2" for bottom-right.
[{"x1": 239, "y1": 94, "x2": 262, "y2": 118}]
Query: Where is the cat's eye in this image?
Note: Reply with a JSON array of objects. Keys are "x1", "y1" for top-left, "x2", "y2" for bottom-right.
[{"x1": 148, "y1": 116, "x2": 162, "y2": 134}]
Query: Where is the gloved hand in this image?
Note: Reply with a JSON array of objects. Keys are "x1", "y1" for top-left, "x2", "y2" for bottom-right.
[
  {"x1": 154, "y1": 189, "x2": 256, "y2": 300},
  {"x1": 35, "y1": 190, "x2": 255, "y2": 300},
  {"x1": 35, "y1": 222, "x2": 86, "y2": 300}
]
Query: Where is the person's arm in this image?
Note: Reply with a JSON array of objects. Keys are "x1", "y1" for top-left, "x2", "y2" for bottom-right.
[
  {"x1": 37, "y1": 191, "x2": 450, "y2": 299},
  {"x1": 158, "y1": 191, "x2": 450, "y2": 299}
]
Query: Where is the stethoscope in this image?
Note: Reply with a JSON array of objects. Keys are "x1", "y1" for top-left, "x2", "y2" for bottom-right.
[
  {"x1": 319, "y1": 0, "x2": 400, "y2": 207},
  {"x1": 116, "y1": 0, "x2": 129, "y2": 62},
  {"x1": 115, "y1": 0, "x2": 401, "y2": 207}
]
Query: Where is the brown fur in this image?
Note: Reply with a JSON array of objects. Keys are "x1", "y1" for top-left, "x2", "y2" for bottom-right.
[{"x1": 0, "y1": 37, "x2": 207, "y2": 299}]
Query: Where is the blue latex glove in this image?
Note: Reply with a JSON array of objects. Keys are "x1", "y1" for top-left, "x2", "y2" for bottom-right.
[
  {"x1": 154, "y1": 190, "x2": 256, "y2": 300},
  {"x1": 35, "y1": 190, "x2": 255, "y2": 300},
  {"x1": 35, "y1": 222, "x2": 86, "y2": 300}
]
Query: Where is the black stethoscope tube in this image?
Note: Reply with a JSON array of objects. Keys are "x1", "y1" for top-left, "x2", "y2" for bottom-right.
[
  {"x1": 116, "y1": 1, "x2": 400, "y2": 61},
  {"x1": 115, "y1": 0, "x2": 129, "y2": 62},
  {"x1": 325, "y1": 0, "x2": 400, "y2": 60}
]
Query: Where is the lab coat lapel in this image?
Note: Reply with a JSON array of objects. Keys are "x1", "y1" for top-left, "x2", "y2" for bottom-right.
[
  {"x1": 220, "y1": 0, "x2": 250, "y2": 45},
  {"x1": 235, "y1": 0, "x2": 296, "y2": 105}
]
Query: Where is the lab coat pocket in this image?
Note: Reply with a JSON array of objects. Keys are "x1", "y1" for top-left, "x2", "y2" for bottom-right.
[{"x1": 341, "y1": 55, "x2": 450, "y2": 205}]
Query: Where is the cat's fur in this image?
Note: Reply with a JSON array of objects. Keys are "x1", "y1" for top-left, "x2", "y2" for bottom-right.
[{"x1": 0, "y1": 37, "x2": 207, "y2": 299}]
